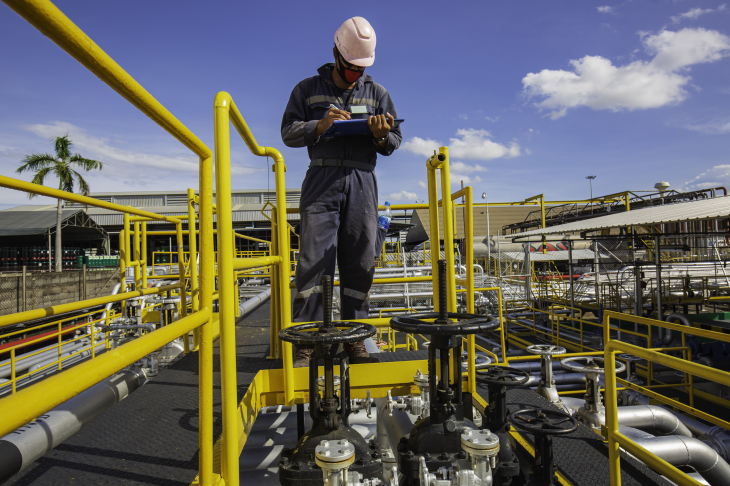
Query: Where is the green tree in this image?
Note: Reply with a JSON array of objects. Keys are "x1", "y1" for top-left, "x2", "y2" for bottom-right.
[{"x1": 17, "y1": 135, "x2": 103, "y2": 272}]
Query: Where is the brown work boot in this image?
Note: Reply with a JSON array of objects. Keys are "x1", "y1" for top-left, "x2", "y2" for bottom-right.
[
  {"x1": 293, "y1": 345, "x2": 314, "y2": 368},
  {"x1": 345, "y1": 341, "x2": 380, "y2": 364}
]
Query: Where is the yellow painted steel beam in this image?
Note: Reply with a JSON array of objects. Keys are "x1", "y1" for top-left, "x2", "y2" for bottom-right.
[
  {"x1": 198, "y1": 156, "x2": 215, "y2": 486},
  {"x1": 213, "y1": 93, "x2": 240, "y2": 485},
  {"x1": 234, "y1": 232, "x2": 270, "y2": 244},
  {"x1": 287, "y1": 275, "x2": 432, "y2": 289},
  {"x1": 0, "y1": 175, "x2": 183, "y2": 223},
  {"x1": 0, "y1": 284, "x2": 180, "y2": 329},
  {"x1": 232, "y1": 256, "x2": 281, "y2": 270},
  {"x1": 2, "y1": 0, "x2": 211, "y2": 159},
  {"x1": 0, "y1": 309, "x2": 210, "y2": 439}
]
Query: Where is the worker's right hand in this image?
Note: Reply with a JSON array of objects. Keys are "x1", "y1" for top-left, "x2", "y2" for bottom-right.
[{"x1": 315, "y1": 108, "x2": 350, "y2": 138}]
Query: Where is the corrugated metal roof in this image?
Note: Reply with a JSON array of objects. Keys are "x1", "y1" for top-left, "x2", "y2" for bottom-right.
[
  {"x1": 499, "y1": 249, "x2": 599, "y2": 261},
  {"x1": 0, "y1": 210, "x2": 81, "y2": 235},
  {"x1": 408, "y1": 206, "x2": 539, "y2": 244},
  {"x1": 512, "y1": 196, "x2": 730, "y2": 239},
  {"x1": 2, "y1": 204, "x2": 300, "y2": 227}
]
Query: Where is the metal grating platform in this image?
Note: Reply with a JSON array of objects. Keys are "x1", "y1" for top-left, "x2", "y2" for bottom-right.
[{"x1": 8, "y1": 301, "x2": 278, "y2": 486}]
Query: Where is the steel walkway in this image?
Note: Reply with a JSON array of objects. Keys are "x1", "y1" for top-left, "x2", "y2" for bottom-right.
[{"x1": 8, "y1": 302, "x2": 278, "y2": 486}]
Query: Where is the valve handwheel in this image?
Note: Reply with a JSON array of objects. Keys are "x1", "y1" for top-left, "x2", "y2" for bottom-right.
[
  {"x1": 526, "y1": 345, "x2": 566, "y2": 357},
  {"x1": 509, "y1": 408, "x2": 578, "y2": 436},
  {"x1": 475, "y1": 366, "x2": 530, "y2": 386},
  {"x1": 560, "y1": 356, "x2": 626, "y2": 374},
  {"x1": 279, "y1": 321, "x2": 376, "y2": 345},
  {"x1": 390, "y1": 312, "x2": 496, "y2": 335},
  {"x1": 390, "y1": 259, "x2": 498, "y2": 336},
  {"x1": 510, "y1": 408, "x2": 578, "y2": 485}
]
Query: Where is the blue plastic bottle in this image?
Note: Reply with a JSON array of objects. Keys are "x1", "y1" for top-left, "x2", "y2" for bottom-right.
[{"x1": 378, "y1": 201, "x2": 392, "y2": 231}]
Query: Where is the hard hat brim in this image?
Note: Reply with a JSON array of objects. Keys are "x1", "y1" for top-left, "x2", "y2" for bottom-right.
[{"x1": 341, "y1": 52, "x2": 375, "y2": 68}]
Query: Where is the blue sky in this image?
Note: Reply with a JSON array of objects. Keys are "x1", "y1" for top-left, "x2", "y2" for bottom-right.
[{"x1": 1, "y1": 0, "x2": 729, "y2": 210}]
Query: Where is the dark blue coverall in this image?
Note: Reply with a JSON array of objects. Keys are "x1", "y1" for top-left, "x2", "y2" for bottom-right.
[{"x1": 281, "y1": 63, "x2": 401, "y2": 324}]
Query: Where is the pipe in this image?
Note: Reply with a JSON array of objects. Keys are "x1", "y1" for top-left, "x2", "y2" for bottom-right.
[
  {"x1": 101, "y1": 283, "x2": 122, "y2": 321},
  {"x1": 0, "y1": 369, "x2": 147, "y2": 483},
  {"x1": 525, "y1": 373, "x2": 586, "y2": 388},
  {"x1": 662, "y1": 312, "x2": 691, "y2": 347},
  {"x1": 618, "y1": 425, "x2": 655, "y2": 440},
  {"x1": 616, "y1": 405, "x2": 693, "y2": 437},
  {"x1": 632, "y1": 435, "x2": 730, "y2": 486},
  {"x1": 239, "y1": 287, "x2": 271, "y2": 316},
  {"x1": 97, "y1": 324, "x2": 156, "y2": 333},
  {"x1": 375, "y1": 398, "x2": 418, "y2": 454},
  {"x1": 0, "y1": 339, "x2": 105, "y2": 379}
]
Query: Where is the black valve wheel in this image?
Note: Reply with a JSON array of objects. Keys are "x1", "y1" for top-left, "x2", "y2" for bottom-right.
[
  {"x1": 390, "y1": 312, "x2": 497, "y2": 335},
  {"x1": 279, "y1": 322, "x2": 377, "y2": 346},
  {"x1": 509, "y1": 408, "x2": 579, "y2": 436},
  {"x1": 475, "y1": 365, "x2": 530, "y2": 386}
]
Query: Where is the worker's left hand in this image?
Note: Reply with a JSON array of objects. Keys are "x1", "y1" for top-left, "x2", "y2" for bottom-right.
[{"x1": 368, "y1": 113, "x2": 394, "y2": 139}]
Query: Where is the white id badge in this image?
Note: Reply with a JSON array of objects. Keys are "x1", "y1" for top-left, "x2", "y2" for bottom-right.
[{"x1": 350, "y1": 105, "x2": 368, "y2": 114}]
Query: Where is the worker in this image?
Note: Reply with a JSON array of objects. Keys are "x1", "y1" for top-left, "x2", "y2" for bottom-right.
[{"x1": 281, "y1": 17, "x2": 402, "y2": 367}]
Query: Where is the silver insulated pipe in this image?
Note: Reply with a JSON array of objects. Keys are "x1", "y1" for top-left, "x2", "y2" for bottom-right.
[
  {"x1": 631, "y1": 435, "x2": 730, "y2": 486},
  {"x1": 0, "y1": 369, "x2": 147, "y2": 483}
]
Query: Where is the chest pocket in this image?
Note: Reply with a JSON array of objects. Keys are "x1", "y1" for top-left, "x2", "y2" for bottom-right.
[{"x1": 309, "y1": 101, "x2": 335, "y2": 121}]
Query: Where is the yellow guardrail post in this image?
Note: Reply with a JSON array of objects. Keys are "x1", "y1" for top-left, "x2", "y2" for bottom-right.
[
  {"x1": 213, "y1": 94, "x2": 240, "y2": 485},
  {"x1": 427, "y1": 152, "x2": 443, "y2": 312},
  {"x1": 134, "y1": 220, "x2": 141, "y2": 290},
  {"x1": 198, "y1": 155, "x2": 215, "y2": 486},
  {"x1": 603, "y1": 312, "x2": 621, "y2": 486},
  {"x1": 187, "y1": 188, "x2": 200, "y2": 350},
  {"x1": 269, "y1": 207, "x2": 280, "y2": 359},
  {"x1": 176, "y1": 221, "x2": 188, "y2": 319},
  {"x1": 141, "y1": 221, "x2": 148, "y2": 290}
]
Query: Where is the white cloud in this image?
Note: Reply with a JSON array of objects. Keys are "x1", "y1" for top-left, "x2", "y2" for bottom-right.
[
  {"x1": 720, "y1": 4, "x2": 727, "y2": 12},
  {"x1": 450, "y1": 161, "x2": 488, "y2": 174},
  {"x1": 417, "y1": 180, "x2": 427, "y2": 188},
  {"x1": 597, "y1": 6, "x2": 614, "y2": 13},
  {"x1": 449, "y1": 129, "x2": 520, "y2": 160},
  {"x1": 22, "y1": 121, "x2": 260, "y2": 177},
  {"x1": 459, "y1": 114, "x2": 469, "y2": 120},
  {"x1": 401, "y1": 136, "x2": 442, "y2": 158},
  {"x1": 685, "y1": 118, "x2": 730, "y2": 134},
  {"x1": 683, "y1": 165, "x2": 730, "y2": 191},
  {"x1": 449, "y1": 174, "x2": 482, "y2": 186},
  {"x1": 402, "y1": 129, "x2": 520, "y2": 161},
  {"x1": 671, "y1": 7, "x2": 715, "y2": 24},
  {"x1": 387, "y1": 190, "x2": 419, "y2": 201},
  {"x1": 522, "y1": 28, "x2": 730, "y2": 119},
  {"x1": 485, "y1": 116, "x2": 500, "y2": 122}
]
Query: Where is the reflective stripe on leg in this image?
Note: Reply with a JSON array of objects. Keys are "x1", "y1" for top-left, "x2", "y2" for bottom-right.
[
  {"x1": 294, "y1": 285, "x2": 322, "y2": 300},
  {"x1": 342, "y1": 287, "x2": 370, "y2": 300}
]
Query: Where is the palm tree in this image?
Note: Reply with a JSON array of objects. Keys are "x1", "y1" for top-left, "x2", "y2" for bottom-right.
[{"x1": 17, "y1": 135, "x2": 103, "y2": 272}]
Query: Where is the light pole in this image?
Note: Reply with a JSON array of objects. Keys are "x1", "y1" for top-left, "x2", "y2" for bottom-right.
[{"x1": 586, "y1": 175, "x2": 596, "y2": 214}]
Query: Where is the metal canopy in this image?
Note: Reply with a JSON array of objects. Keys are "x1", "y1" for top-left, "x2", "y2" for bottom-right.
[
  {"x1": 499, "y1": 249, "x2": 600, "y2": 262},
  {"x1": 511, "y1": 196, "x2": 730, "y2": 240},
  {"x1": 0, "y1": 209, "x2": 81, "y2": 236}
]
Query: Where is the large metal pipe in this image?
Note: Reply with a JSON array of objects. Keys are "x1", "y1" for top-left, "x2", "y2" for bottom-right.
[
  {"x1": 0, "y1": 368, "x2": 147, "y2": 483},
  {"x1": 616, "y1": 405, "x2": 693, "y2": 437},
  {"x1": 239, "y1": 287, "x2": 271, "y2": 316},
  {"x1": 632, "y1": 435, "x2": 730, "y2": 486},
  {"x1": 375, "y1": 398, "x2": 418, "y2": 454},
  {"x1": 661, "y1": 312, "x2": 691, "y2": 347}
]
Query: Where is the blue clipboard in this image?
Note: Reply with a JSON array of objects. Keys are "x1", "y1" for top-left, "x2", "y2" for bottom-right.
[{"x1": 322, "y1": 118, "x2": 404, "y2": 138}]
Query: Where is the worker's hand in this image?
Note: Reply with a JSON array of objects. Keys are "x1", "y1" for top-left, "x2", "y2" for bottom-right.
[
  {"x1": 315, "y1": 108, "x2": 350, "y2": 138},
  {"x1": 368, "y1": 113, "x2": 394, "y2": 139}
]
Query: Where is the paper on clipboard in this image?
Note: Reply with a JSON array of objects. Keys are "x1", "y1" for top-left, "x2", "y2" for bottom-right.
[{"x1": 321, "y1": 118, "x2": 404, "y2": 138}]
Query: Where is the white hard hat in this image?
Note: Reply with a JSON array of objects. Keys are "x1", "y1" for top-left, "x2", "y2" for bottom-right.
[{"x1": 334, "y1": 17, "x2": 376, "y2": 67}]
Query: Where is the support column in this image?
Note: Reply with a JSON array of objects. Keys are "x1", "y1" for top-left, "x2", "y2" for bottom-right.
[{"x1": 655, "y1": 235, "x2": 663, "y2": 322}]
